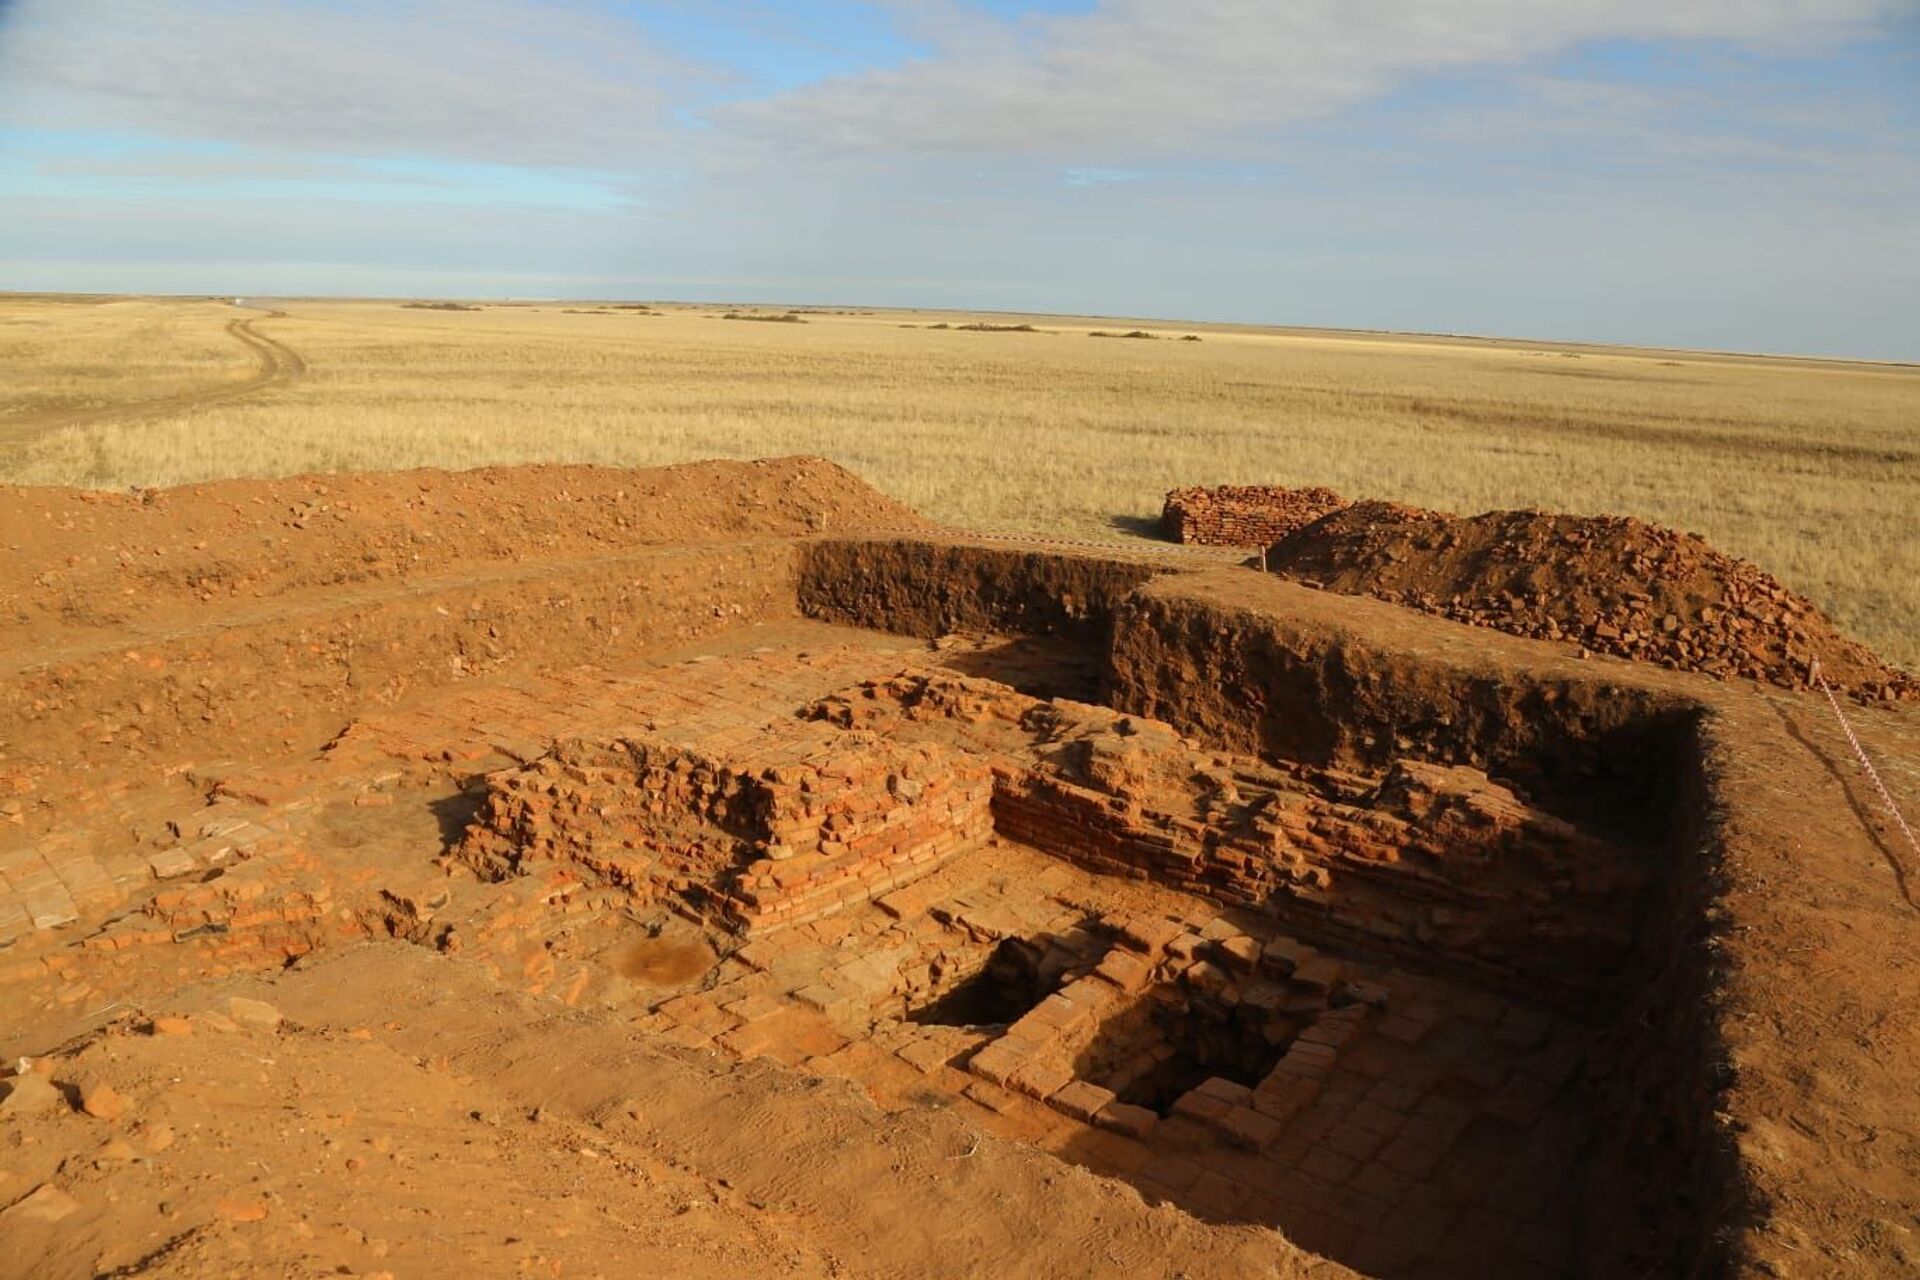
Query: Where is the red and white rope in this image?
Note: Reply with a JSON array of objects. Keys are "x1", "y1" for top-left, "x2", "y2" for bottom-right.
[{"x1": 1812, "y1": 659, "x2": 1920, "y2": 858}]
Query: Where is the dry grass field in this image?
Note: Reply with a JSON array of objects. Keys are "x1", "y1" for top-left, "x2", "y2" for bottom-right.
[
  {"x1": 0, "y1": 296, "x2": 261, "y2": 420},
  {"x1": 2, "y1": 294, "x2": 1915, "y2": 670}
]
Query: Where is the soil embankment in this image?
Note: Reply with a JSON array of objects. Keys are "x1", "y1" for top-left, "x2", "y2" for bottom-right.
[{"x1": 1253, "y1": 498, "x2": 1912, "y2": 701}]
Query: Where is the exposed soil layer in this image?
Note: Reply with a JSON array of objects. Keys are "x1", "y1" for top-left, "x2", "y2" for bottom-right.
[
  {"x1": 798, "y1": 538, "x2": 1168, "y2": 645},
  {"x1": 1, "y1": 457, "x2": 928, "y2": 813},
  {"x1": 1106, "y1": 576, "x2": 1696, "y2": 837},
  {"x1": 3, "y1": 461, "x2": 1918, "y2": 1280},
  {"x1": 1263, "y1": 501, "x2": 1916, "y2": 702}
]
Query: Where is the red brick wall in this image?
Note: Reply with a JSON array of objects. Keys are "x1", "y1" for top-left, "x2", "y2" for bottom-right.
[
  {"x1": 990, "y1": 760, "x2": 1643, "y2": 1008},
  {"x1": 459, "y1": 729, "x2": 994, "y2": 933}
]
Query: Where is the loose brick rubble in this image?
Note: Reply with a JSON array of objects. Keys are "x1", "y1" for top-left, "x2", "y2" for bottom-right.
[{"x1": 1161, "y1": 485, "x2": 1350, "y2": 548}]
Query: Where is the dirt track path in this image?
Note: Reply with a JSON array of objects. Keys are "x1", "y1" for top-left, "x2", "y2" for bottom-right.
[{"x1": 0, "y1": 309, "x2": 306, "y2": 447}]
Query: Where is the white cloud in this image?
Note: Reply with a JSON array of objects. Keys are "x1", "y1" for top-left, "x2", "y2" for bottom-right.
[
  {"x1": 720, "y1": 0, "x2": 1903, "y2": 158},
  {"x1": 0, "y1": 0, "x2": 697, "y2": 166},
  {"x1": 2, "y1": 1, "x2": 1901, "y2": 170},
  {"x1": 31, "y1": 150, "x2": 439, "y2": 185}
]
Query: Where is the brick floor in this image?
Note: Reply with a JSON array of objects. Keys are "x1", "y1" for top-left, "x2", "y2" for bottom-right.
[{"x1": 610, "y1": 831, "x2": 1597, "y2": 1280}]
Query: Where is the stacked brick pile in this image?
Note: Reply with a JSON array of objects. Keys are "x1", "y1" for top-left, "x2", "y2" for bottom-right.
[
  {"x1": 1266, "y1": 501, "x2": 1916, "y2": 702},
  {"x1": 130, "y1": 847, "x2": 339, "y2": 966},
  {"x1": 457, "y1": 721, "x2": 993, "y2": 932},
  {"x1": 0, "y1": 798, "x2": 347, "y2": 997},
  {"x1": 729, "y1": 737, "x2": 993, "y2": 929},
  {"x1": 4, "y1": 841, "x2": 354, "y2": 1001},
  {"x1": 458, "y1": 740, "x2": 747, "y2": 905},
  {"x1": 1160, "y1": 485, "x2": 1348, "y2": 547}
]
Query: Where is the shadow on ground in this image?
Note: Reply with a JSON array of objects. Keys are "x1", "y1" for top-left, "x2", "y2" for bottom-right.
[{"x1": 1106, "y1": 513, "x2": 1165, "y2": 539}]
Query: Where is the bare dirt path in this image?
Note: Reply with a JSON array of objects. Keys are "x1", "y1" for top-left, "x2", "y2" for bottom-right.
[{"x1": 0, "y1": 309, "x2": 306, "y2": 448}]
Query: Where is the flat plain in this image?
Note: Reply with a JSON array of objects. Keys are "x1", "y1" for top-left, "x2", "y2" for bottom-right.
[{"x1": 2, "y1": 293, "x2": 1914, "y2": 670}]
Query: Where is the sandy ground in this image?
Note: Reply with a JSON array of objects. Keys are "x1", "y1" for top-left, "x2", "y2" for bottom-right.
[{"x1": 2, "y1": 943, "x2": 1320, "y2": 1280}]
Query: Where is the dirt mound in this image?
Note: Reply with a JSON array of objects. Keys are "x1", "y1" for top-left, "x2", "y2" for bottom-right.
[
  {"x1": 1265, "y1": 501, "x2": 1915, "y2": 701},
  {"x1": 1161, "y1": 484, "x2": 1348, "y2": 547},
  {"x1": 1, "y1": 456, "x2": 925, "y2": 651}
]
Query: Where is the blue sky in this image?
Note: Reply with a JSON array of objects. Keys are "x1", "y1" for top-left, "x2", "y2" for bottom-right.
[{"x1": 1, "y1": 0, "x2": 1916, "y2": 358}]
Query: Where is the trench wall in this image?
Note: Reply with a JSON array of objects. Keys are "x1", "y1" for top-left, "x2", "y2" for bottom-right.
[
  {"x1": 1580, "y1": 715, "x2": 1744, "y2": 1278},
  {"x1": 796, "y1": 539, "x2": 1167, "y2": 647},
  {"x1": 1105, "y1": 579, "x2": 1698, "y2": 837},
  {"x1": 797, "y1": 539, "x2": 1696, "y2": 833}
]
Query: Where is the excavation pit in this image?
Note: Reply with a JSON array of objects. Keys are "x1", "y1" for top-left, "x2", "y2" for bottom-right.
[
  {"x1": 1073, "y1": 979, "x2": 1309, "y2": 1118},
  {"x1": 15, "y1": 478, "x2": 1906, "y2": 1280},
  {"x1": 906, "y1": 935, "x2": 1072, "y2": 1029},
  {"x1": 434, "y1": 633, "x2": 1665, "y2": 1277}
]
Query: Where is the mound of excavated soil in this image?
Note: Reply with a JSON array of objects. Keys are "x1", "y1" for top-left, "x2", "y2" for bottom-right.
[
  {"x1": 0, "y1": 456, "x2": 925, "y2": 649},
  {"x1": 1265, "y1": 501, "x2": 1915, "y2": 702}
]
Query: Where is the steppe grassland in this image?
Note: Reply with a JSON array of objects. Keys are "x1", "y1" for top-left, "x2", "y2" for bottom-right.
[
  {"x1": 0, "y1": 297, "x2": 256, "y2": 423},
  {"x1": 2, "y1": 297, "x2": 1915, "y2": 670}
]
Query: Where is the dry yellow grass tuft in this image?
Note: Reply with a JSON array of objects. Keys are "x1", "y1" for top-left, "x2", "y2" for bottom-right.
[{"x1": 2, "y1": 296, "x2": 1915, "y2": 670}]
